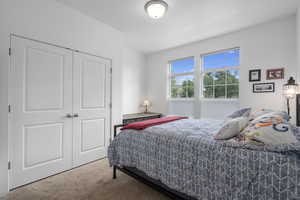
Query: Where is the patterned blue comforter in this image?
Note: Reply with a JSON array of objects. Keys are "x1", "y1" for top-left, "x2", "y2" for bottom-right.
[{"x1": 108, "y1": 119, "x2": 300, "y2": 200}]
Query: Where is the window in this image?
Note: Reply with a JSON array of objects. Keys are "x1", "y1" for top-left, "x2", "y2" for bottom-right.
[
  {"x1": 169, "y1": 57, "x2": 195, "y2": 98},
  {"x1": 202, "y1": 49, "x2": 240, "y2": 99},
  {"x1": 167, "y1": 49, "x2": 239, "y2": 100}
]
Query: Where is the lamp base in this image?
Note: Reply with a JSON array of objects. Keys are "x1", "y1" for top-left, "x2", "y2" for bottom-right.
[
  {"x1": 297, "y1": 94, "x2": 300, "y2": 126},
  {"x1": 287, "y1": 98, "x2": 290, "y2": 117},
  {"x1": 144, "y1": 106, "x2": 148, "y2": 113}
]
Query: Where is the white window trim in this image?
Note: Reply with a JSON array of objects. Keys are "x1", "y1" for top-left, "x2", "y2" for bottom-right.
[
  {"x1": 200, "y1": 98, "x2": 239, "y2": 102},
  {"x1": 168, "y1": 98, "x2": 195, "y2": 102},
  {"x1": 201, "y1": 66, "x2": 239, "y2": 73},
  {"x1": 200, "y1": 48, "x2": 240, "y2": 100},
  {"x1": 170, "y1": 72, "x2": 194, "y2": 78},
  {"x1": 167, "y1": 57, "x2": 196, "y2": 100}
]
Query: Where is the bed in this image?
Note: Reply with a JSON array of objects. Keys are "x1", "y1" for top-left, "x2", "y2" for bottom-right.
[{"x1": 108, "y1": 118, "x2": 300, "y2": 200}]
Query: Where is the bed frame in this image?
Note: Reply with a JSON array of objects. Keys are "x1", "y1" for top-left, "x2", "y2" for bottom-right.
[{"x1": 112, "y1": 124, "x2": 197, "y2": 200}]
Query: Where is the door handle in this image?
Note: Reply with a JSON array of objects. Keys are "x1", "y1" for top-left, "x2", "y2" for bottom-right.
[
  {"x1": 73, "y1": 113, "x2": 79, "y2": 118},
  {"x1": 65, "y1": 114, "x2": 73, "y2": 118}
]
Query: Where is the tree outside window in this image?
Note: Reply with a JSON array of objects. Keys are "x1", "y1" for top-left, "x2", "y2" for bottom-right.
[{"x1": 202, "y1": 49, "x2": 240, "y2": 99}]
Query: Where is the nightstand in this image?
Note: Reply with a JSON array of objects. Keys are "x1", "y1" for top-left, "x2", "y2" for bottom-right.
[
  {"x1": 123, "y1": 112, "x2": 162, "y2": 125},
  {"x1": 113, "y1": 112, "x2": 162, "y2": 140}
]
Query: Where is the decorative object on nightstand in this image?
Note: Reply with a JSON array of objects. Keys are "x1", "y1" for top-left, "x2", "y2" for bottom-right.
[
  {"x1": 142, "y1": 100, "x2": 151, "y2": 113},
  {"x1": 123, "y1": 112, "x2": 162, "y2": 125},
  {"x1": 283, "y1": 77, "x2": 298, "y2": 116},
  {"x1": 267, "y1": 68, "x2": 284, "y2": 80},
  {"x1": 249, "y1": 69, "x2": 261, "y2": 82}
]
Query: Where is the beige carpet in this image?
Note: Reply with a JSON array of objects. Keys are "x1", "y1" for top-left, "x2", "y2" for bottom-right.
[{"x1": 4, "y1": 159, "x2": 171, "y2": 200}]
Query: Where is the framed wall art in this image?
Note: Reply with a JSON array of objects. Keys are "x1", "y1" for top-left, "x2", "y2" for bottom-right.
[
  {"x1": 266, "y1": 68, "x2": 284, "y2": 80},
  {"x1": 249, "y1": 69, "x2": 261, "y2": 82},
  {"x1": 253, "y1": 82, "x2": 275, "y2": 93}
]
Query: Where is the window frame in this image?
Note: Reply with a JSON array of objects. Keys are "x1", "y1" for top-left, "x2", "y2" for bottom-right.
[
  {"x1": 200, "y1": 48, "x2": 240, "y2": 100},
  {"x1": 167, "y1": 56, "x2": 196, "y2": 100}
]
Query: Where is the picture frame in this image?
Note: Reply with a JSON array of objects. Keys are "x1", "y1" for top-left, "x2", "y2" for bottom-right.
[
  {"x1": 249, "y1": 69, "x2": 261, "y2": 82},
  {"x1": 266, "y1": 68, "x2": 284, "y2": 80},
  {"x1": 253, "y1": 82, "x2": 275, "y2": 93}
]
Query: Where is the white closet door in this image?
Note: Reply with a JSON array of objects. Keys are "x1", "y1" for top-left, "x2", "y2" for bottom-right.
[
  {"x1": 10, "y1": 37, "x2": 73, "y2": 188},
  {"x1": 72, "y1": 52, "x2": 111, "y2": 167}
]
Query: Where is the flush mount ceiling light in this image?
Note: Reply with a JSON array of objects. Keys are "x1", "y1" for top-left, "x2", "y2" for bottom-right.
[{"x1": 145, "y1": 0, "x2": 168, "y2": 19}]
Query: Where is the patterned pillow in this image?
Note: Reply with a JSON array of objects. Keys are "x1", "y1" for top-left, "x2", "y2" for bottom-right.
[
  {"x1": 249, "y1": 109, "x2": 273, "y2": 120},
  {"x1": 241, "y1": 114, "x2": 298, "y2": 145},
  {"x1": 215, "y1": 117, "x2": 249, "y2": 140},
  {"x1": 251, "y1": 111, "x2": 290, "y2": 123},
  {"x1": 227, "y1": 108, "x2": 252, "y2": 119}
]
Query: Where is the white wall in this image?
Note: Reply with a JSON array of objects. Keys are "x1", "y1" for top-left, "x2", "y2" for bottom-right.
[
  {"x1": 122, "y1": 47, "x2": 147, "y2": 114},
  {"x1": 168, "y1": 100, "x2": 195, "y2": 117},
  {"x1": 0, "y1": 0, "x2": 126, "y2": 195},
  {"x1": 146, "y1": 16, "x2": 297, "y2": 120},
  {"x1": 200, "y1": 100, "x2": 240, "y2": 120},
  {"x1": 298, "y1": 8, "x2": 300, "y2": 82},
  {"x1": 297, "y1": 8, "x2": 300, "y2": 125}
]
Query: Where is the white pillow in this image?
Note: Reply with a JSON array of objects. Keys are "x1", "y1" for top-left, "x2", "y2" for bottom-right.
[
  {"x1": 215, "y1": 117, "x2": 249, "y2": 140},
  {"x1": 227, "y1": 108, "x2": 251, "y2": 119}
]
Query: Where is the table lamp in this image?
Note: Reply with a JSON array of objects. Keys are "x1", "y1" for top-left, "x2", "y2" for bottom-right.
[
  {"x1": 283, "y1": 77, "x2": 298, "y2": 116},
  {"x1": 142, "y1": 100, "x2": 151, "y2": 113}
]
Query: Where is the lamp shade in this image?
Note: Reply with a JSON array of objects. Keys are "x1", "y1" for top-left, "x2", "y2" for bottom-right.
[
  {"x1": 283, "y1": 77, "x2": 298, "y2": 99},
  {"x1": 143, "y1": 100, "x2": 151, "y2": 106}
]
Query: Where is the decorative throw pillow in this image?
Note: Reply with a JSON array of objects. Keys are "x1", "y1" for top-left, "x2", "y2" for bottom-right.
[
  {"x1": 251, "y1": 111, "x2": 290, "y2": 123},
  {"x1": 227, "y1": 108, "x2": 252, "y2": 119},
  {"x1": 241, "y1": 114, "x2": 298, "y2": 145},
  {"x1": 249, "y1": 109, "x2": 273, "y2": 120},
  {"x1": 215, "y1": 117, "x2": 249, "y2": 140},
  {"x1": 249, "y1": 109, "x2": 290, "y2": 121}
]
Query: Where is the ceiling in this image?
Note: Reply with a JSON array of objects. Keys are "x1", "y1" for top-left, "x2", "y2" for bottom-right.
[{"x1": 56, "y1": 0, "x2": 300, "y2": 53}]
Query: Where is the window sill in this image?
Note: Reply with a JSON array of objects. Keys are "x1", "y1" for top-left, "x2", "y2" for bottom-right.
[
  {"x1": 168, "y1": 98, "x2": 195, "y2": 102},
  {"x1": 200, "y1": 98, "x2": 239, "y2": 102},
  {"x1": 167, "y1": 98, "x2": 239, "y2": 103}
]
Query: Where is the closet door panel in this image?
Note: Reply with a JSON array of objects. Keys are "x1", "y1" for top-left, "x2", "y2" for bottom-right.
[
  {"x1": 72, "y1": 52, "x2": 111, "y2": 167},
  {"x1": 10, "y1": 36, "x2": 73, "y2": 188},
  {"x1": 81, "y1": 60, "x2": 106, "y2": 109}
]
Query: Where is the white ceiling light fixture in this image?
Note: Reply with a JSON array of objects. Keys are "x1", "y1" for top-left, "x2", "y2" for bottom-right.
[{"x1": 145, "y1": 0, "x2": 168, "y2": 19}]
